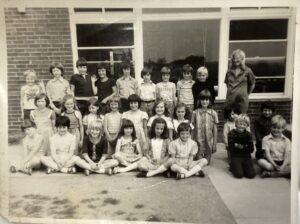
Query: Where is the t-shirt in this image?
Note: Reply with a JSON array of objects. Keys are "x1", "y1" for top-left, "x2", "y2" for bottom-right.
[
  {"x1": 138, "y1": 81, "x2": 156, "y2": 101},
  {"x1": 82, "y1": 135, "x2": 108, "y2": 162},
  {"x1": 177, "y1": 80, "x2": 195, "y2": 105},
  {"x1": 50, "y1": 132, "x2": 76, "y2": 155},
  {"x1": 262, "y1": 134, "x2": 291, "y2": 161},
  {"x1": 21, "y1": 84, "x2": 42, "y2": 110},
  {"x1": 70, "y1": 74, "x2": 93, "y2": 97},
  {"x1": 156, "y1": 82, "x2": 176, "y2": 102},
  {"x1": 95, "y1": 78, "x2": 116, "y2": 103}
]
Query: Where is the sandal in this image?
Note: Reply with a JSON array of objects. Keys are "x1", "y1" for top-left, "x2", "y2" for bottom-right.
[
  {"x1": 46, "y1": 168, "x2": 53, "y2": 174},
  {"x1": 196, "y1": 170, "x2": 205, "y2": 178},
  {"x1": 84, "y1": 169, "x2": 90, "y2": 176},
  {"x1": 176, "y1": 173, "x2": 185, "y2": 180},
  {"x1": 136, "y1": 171, "x2": 147, "y2": 178}
]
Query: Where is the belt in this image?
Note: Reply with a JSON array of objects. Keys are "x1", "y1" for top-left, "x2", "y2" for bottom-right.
[{"x1": 142, "y1": 100, "x2": 155, "y2": 103}]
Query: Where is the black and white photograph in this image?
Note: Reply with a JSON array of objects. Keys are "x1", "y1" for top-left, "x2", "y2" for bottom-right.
[{"x1": 0, "y1": 1, "x2": 299, "y2": 224}]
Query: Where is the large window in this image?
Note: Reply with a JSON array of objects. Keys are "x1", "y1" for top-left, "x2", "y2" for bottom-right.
[
  {"x1": 229, "y1": 19, "x2": 288, "y2": 93},
  {"x1": 143, "y1": 20, "x2": 220, "y2": 85},
  {"x1": 76, "y1": 23, "x2": 134, "y2": 78}
]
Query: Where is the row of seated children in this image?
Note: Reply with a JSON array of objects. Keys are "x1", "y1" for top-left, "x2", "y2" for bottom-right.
[{"x1": 222, "y1": 101, "x2": 291, "y2": 179}]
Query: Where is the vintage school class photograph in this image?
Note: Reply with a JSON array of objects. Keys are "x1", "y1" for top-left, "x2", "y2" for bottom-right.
[{"x1": 1, "y1": 2, "x2": 299, "y2": 224}]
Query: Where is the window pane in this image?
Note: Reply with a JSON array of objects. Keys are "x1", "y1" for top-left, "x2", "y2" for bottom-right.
[
  {"x1": 230, "y1": 19, "x2": 288, "y2": 40},
  {"x1": 143, "y1": 20, "x2": 220, "y2": 84},
  {"x1": 246, "y1": 58, "x2": 286, "y2": 77},
  {"x1": 78, "y1": 49, "x2": 110, "y2": 61},
  {"x1": 76, "y1": 24, "x2": 134, "y2": 47},
  {"x1": 253, "y1": 78, "x2": 284, "y2": 93},
  {"x1": 142, "y1": 8, "x2": 220, "y2": 13},
  {"x1": 229, "y1": 42, "x2": 287, "y2": 57}
]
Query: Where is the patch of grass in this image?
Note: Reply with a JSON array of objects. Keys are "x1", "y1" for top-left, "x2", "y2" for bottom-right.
[
  {"x1": 103, "y1": 197, "x2": 120, "y2": 206},
  {"x1": 100, "y1": 190, "x2": 108, "y2": 194},
  {"x1": 146, "y1": 215, "x2": 161, "y2": 222},
  {"x1": 10, "y1": 200, "x2": 24, "y2": 208},
  {"x1": 24, "y1": 205, "x2": 43, "y2": 215},
  {"x1": 52, "y1": 198, "x2": 70, "y2": 205},
  {"x1": 115, "y1": 210, "x2": 125, "y2": 215},
  {"x1": 23, "y1": 194, "x2": 51, "y2": 201},
  {"x1": 87, "y1": 204, "x2": 97, "y2": 209},
  {"x1": 135, "y1": 204, "x2": 144, "y2": 209}
]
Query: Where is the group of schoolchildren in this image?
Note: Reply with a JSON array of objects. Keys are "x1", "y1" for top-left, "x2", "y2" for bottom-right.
[{"x1": 10, "y1": 55, "x2": 291, "y2": 180}]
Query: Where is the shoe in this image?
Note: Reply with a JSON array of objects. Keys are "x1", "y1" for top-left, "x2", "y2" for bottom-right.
[
  {"x1": 176, "y1": 173, "x2": 185, "y2": 180},
  {"x1": 164, "y1": 171, "x2": 171, "y2": 178},
  {"x1": 136, "y1": 172, "x2": 147, "y2": 178},
  {"x1": 261, "y1": 171, "x2": 271, "y2": 178},
  {"x1": 198, "y1": 170, "x2": 205, "y2": 178},
  {"x1": 113, "y1": 167, "x2": 119, "y2": 174},
  {"x1": 27, "y1": 168, "x2": 32, "y2": 176},
  {"x1": 84, "y1": 169, "x2": 90, "y2": 176},
  {"x1": 10, "y1": 166, "x2": 17, "y2": 173},
  {"x1": 46, "y1": 168, "x2": 52, "y2": 174},
  {"x1": 105, "y1": 168, "x2": 112, "y2": 176},
  {"x1": 68, "y1": 167, "x2": 77, "y2": 174}
]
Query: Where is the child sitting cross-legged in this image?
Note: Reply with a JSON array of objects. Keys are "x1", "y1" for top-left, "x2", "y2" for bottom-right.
[
  {"x1": 258, "y1": 115, "x2": 291, "y2": 178},
  {"x1": 75, "y1": 120, "x2": 119, "y2": 176},
  {"x1": 10, "y1": 120, "x2": 45, "y2": 175},
  {"x1": 228, "y1": 114, "x2": 256, "y2": 179},
  {"x1": 169, "y1": 122, "x2": 205, "y2": 180},
  {"x1": 41, "y1": 116, "x2": 81, "y2": 174},
  {"x1": 136, "y1": 117, "x2": 171, "y2": 178}
]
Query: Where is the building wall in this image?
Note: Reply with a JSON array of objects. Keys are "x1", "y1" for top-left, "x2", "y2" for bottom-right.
[
  {"x1": 5, "y1": 8, "x2": 293, "y2": 140},
  {"x1": 5, "y1": 8, "x2": 73, "y2": 133}
]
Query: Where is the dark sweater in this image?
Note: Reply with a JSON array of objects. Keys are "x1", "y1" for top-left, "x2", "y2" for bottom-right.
[
  {"x1": 192, "y1": 79, "x2": 216, "y2": 107},
  {"x1": 228, "y1": 129, "x2": 254, "y2": 158},
  {"x1": 253, "y1": 115, "x2": 271, "y2": 150}
]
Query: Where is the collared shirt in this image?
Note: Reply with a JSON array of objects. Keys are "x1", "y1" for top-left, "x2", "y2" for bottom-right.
[
  {"x1": 169, "y1": 138, "x2": 198, "y2": 160},
  {"x1": 46, "y1": 77, "x2": 71, "y2": 102},
  {"x1": 50, "y1": 132, "x2": 76, "y2": 155},
  {"x1": 262, "y1": 133, "x2": 291, "y2": 161},
  {"x1": 70, "y1": 73, "x2": 93, "y2": 97},
  {"x1": 138, "y1": 81, "x2": 156, "y2": 101},
  {"x1": 116, "y1": 76, "x2": 138, "y2": 99},
  {"x1": 156, "y1": 81, "x2": 176, "y2": 102},
  {"x1": 177, "y1": 79, "x2": 195, "y2": 105}
]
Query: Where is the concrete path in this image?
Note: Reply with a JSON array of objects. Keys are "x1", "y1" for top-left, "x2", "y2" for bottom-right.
[{"x1": 7, "y1": 143, "x2": 290, "y2": 224}]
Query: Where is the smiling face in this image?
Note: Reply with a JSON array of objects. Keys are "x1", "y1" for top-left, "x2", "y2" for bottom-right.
[
  {"x1": 25, "y1": 74, "x2": 36, "y2": 86},
  {"x1": 90, "y1": 128, "x2": 101, "y2": 138},
  {"x1": 124, "y1": 127, "x2": 133, "y2": 137},
  {"x1": 110, "y1": 101, "x2": 119, "y2": 112},
  {"x1": 196, "y1": 72, "x2": 208, "y2": 82},
  {"x1": 183, "y1": 72, "x2": 192, "y2": 81},
  {"x1": 36, "y1": 98, "x2": 46, "y2": 109},
  {"x1": 179, "y1": 130, "x2": 190, "y2": 142},
  {"x1": 57, "y1": 126, "x2": 68, "y2": 136},
  {"x1": 129, "y1": 101, "x2": 139, "y2": 111},
  {"x1": 78, "y1": 66, "x2": 87, "y2": 75},
  {"x1": 270, "y1": 125, "x2": 284, "y2": 138},
  {"x1": 143, "y1": 73, "x2": 151, "y2": 82},
  {"x1": 154, "y1": 122, "x2": 165, "y2": 138},
  {"x1": 232, "y1": 54, "x2": 243, "y2": 67},
  {"x1": 64, "y1": 98, "x2": 75, "y2": 112},
  {"x1": 52, "y1": 67, "x2": 62, "y2": 79},
  {"x1": 155, "y1": 102, "x2": 165, "y2": 116},
  {"x1": 262, "y1": 108, "x2": 273, "y2": 118},
  {"x1": 176, "y1": 106, "x2": 186, "y2": 120},
  {"x1": 122, "y1": 68, "x2": 131, "y2": 77},
  {"x1": 162, "y1": 73, "x2": 170, "y2": 82},
  {"x1": 236, "y1": 120, "x2": 248, "y2": 133},
  {"x1": 98, "y1": 68, "x2": 107, "y2": 79},
  {"x1": 200, "y1": 98, "x2": 210, "y2": 108},
  {"x1": 89, "y1": 105, "x2": 99, "y2": 115}
]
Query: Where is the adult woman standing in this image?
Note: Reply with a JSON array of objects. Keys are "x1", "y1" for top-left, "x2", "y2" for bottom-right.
[{"x1": 224, "y1": 49, "x2": 256, "y2": 113}]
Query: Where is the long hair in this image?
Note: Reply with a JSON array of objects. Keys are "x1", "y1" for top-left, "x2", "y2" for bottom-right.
[
  {"x1": 152, "y1": 99, "x2": 169, "y2": 117},
  {"x1": 117, "y1": 119, "x2": 137, "y2": 141},
  {"x1": 173, "y1": 102, "x2": 191, "y2": 120},
  {"x1": 61, "y1": 94, "x2": 78, "y2": 113},
  {"x1": 148, "y1": 117, "x2": 168, "y2": 139},
  {"x1": 197, "y1": 89, "x2": 213, "y2": 109},
  {"x1": 87, "y1": 98, "x2": 102, "y2": 115}
]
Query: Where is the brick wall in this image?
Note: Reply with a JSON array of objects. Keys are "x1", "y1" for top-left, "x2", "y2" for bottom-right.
[
  {"x1": 5, "y1": 7, "x2": 293, "y2": 142},
  {"x1": 5, "y1": 8, "x2": 73, "y2": 133}
]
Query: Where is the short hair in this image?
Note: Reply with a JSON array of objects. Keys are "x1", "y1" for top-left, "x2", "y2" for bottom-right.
[
  {"x1": 177, "y1": 122, "x2": 191, "y2": 134},
  {"x1": 196, "y1": 66, "x2": 208, "y2": 75},
  {"x1": 141, "y1": 67, "x2": 151, "y2": 77},
  {"x1": 20, "y1": 119, "x2": 35, "y2": 132},
  {"x1": 223, "y1": 104, "x2": 241, "y2": 120},
  {"x1": 173, "y1": 102, "x2": 191, "y2": 120},
  {"x1": 121, "y1": 60, "x2": 131, "y2": 70},
  {"x1": 96, "y1": 63, "x2": 108, "y2": 71},
  {"x1": 76, "y1": 57, "x2": 88, "y2": 67},
  {"x1": 230, "y1": 49, "x2": 246, "y2": 68},
  {"x1": 128, "y1": 94, "x2": 141, "y2": 108},
  {"x1": 197, "y1": 89, "x2": 212, "y2": 108},
  {"x1": 55, "y1": 116, "x2": 70, "y2": 128},
  {"x1": 182, "y1": 64, "x2": 193, "y2": 73},
  {"x1": 261, "y1": 100, "x2": 275, "y2": 112},
  {"x1": 118, "y1": 119, "x2": 137, "y2": 140},
  {"x1": 271, "y1": 115, "x2": 286, "y2": 129},
  {"x1": 34, "y1": 93, "x2": 50, "y2": 107},
  {"x1": 235, "y1": 114, "x2": 250, "y2": 127},
  {"x1": 152, "y1": 99, "x2": 169, "y2": 116},
  {"x1": 107, "y1": 95, "x2": 121, "y2": 111},
  {"x1": 87, "y1": 120, "x2": 103, "y2": 135},
  {"x1": 24, "y1": 69, "x2": 37, "y2": 79},
  {"x1": 49, "y1": 62, "x2": 64, "y2": 76},
  {"x1": 148, "y1": 117, "x2": 169, "y2": 139},
  {"x1": 161, "y1": 66, "x2": 171, "y2": 74}
]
